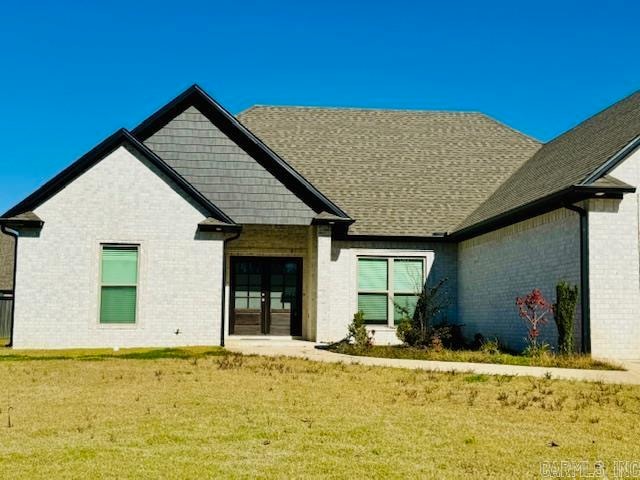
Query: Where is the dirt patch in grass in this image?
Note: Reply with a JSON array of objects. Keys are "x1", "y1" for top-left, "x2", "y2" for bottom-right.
[
  {"x1": 0, "y1": 348, "x2": 638, "y2": 478},
  {"x1": 328, "y1": 344, "x2": 624, "y2": 370}
]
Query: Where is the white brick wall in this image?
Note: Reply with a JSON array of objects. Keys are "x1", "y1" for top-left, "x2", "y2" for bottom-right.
[
  {"x1": 16, "y1": 144, "x2": 639, "y2": 359},
  {"x1": 588, "y1": 148, "x2": 640, "y2": 360},
  {"x1": 458, "y1": 209, "x2": 581, "y2": 352},
  {"x1": 13, "y1": 146, "x2": 224, "y2": 349},
  {"x1": 321, "y1": 239, "x2": 457, "y2": 345}
]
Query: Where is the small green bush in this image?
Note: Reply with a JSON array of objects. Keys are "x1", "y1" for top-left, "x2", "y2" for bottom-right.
[
  {"x1": 479, "y1": 338, "x2": 501, "y2": 355},
  {"x1": 523, "y1": 342, "x2": 551, "y2": 358},
  {"x1": 554, "y1": 281, "x2": 578, "y2": 354},
  {"x1": 346, "y1": 311, "x2": 374, "y2": 351}
]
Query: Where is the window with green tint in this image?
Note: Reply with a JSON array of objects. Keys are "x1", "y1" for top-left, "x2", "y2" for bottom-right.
[
  {"x1": 394, "y1": 294, "x2": 419, "y2": 324},
  {"x1": 358, "y1": 258, "x2": 388, "y2": 291},
  {"x1": 358, "y1": 294, "x2": 388, "y2": 324},
  {"x1": 357, "y1": 255, "x2": 427, "y2": 327},
  {"x1": 100, "y1": 246, "x2": 138, "y2": 324},
  {"x1": 393, "y1": 259, "x2": 424, "y2": 294},
  {"x1": 357, "y1": 258, "x2": 389, "y2": 324}
]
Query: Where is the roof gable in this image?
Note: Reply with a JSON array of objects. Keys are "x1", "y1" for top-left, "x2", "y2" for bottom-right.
[
  {"x1": 456, "y1": 90, "x2": 640, "y2": 234},
  {"x1": 144, "y1": 105, "x2": 316, "y2": 225},
  {"x1": 132, "y1": 85, "x2": 350, "y2": 221},
  {"x1": 2, "y1": 129, "x2": 235, "y2": 225}
]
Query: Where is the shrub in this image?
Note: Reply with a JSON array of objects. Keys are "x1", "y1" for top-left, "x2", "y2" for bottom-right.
[
  {"x1": 346, "y1": 311, "x2": 374, "y2": 351},
  {"x1": 554, "y1": 281, "x2": 578, "y2": 355},
  {"x1": 516, "y1": 289, "x2": 553, "y2": 352},
  {"x1": 479, "y1": 338, "x2": 501, "y2": 355},
  {"x1": 469, "y1": 333, "x2": 486, "y2": 351},
  {"x1": 395, "y1": 278, "x2": 451, "y2": 347},
  {"x1": 523, "y1": 342, "x2": 551, "y2": 358},
  {"x1": 428, "y1": 324, "x2": 452, "y2": 352}
]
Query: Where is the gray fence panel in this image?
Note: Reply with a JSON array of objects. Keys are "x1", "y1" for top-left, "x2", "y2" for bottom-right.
[{"x1": 0, "y1": 296, "x2": 12, "y2": 340}]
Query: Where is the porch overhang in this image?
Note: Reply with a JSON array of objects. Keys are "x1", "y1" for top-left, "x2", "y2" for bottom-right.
[
  {"x1": 0, "y1": 211, "x2": 44, "y2": 229},
  {"x1": 197, "y1": 218, "x2": 242, "y2": 233}
]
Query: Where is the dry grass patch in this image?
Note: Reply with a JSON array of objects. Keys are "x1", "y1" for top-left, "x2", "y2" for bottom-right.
[
  {"x1": 329, "y1": 344, "x2": 623, "y2": 370},
  {"x1": 0, "y1": 347, "x2": 638, "y2": 479}
]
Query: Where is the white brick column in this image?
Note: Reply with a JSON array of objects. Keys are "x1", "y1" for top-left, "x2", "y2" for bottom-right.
[
  {"x1": 588, "y1": 197, "x2": 640, "y2": 360},
  {"x1": 314, "y1": 225, "x2": 332, "y2": 342}
]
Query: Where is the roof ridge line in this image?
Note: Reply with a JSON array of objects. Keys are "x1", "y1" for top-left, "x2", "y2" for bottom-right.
[
  {"x1": 240, "y1": 104, "x2": 486, "y2": 115},
  {"x1": 475, "y1": 113, "x2": 542, "y2": 145}
]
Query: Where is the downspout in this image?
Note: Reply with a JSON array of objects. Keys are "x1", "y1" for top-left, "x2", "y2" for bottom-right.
[
  {"x1": 564, "y1": 203, "x2": 590, "y2": 353},
  {"x1": 220, "y1": 231, "x2": 241, "y2": 347},
  {"x1": 1, "y1": 225, "x2": 18, "y2": 348}
]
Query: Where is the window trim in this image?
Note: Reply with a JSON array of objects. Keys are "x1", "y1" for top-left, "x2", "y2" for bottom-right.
[
  {"x1": 98, "y1": 243, "x2": 140, "y2": 327},
  {"x1": 355, "y1": 251, "x2": 430, "y2": 328}
]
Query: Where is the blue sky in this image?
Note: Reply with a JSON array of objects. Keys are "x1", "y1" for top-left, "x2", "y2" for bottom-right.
[{"x1": 1, "y1": 0, "x2": 638, "y2": 213}]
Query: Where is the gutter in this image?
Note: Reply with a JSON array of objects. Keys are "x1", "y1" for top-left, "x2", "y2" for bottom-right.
[
  {"x1": 563, "y1": 203, "x2": 590, "y2": 353},
  {"x1": 220, "y1": 229, "x2": 242, "y2": 347},
  {"x1": 1, "y1": 225, "x2": 18, "y2": 347},
  {"x1": 452, "y1": 184, "x2": 633, "y2": 241}
]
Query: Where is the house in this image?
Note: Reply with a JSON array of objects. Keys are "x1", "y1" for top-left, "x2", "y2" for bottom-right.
[{"x1": 1, "y1": 85, "x2": 639, "y2": 360}]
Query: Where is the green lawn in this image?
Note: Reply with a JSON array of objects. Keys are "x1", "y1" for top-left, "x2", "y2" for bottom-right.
[
  {"x1": 328, "y1": 344, "x2": 624, "y2": 370},
  {"x1": 0, "y1": 347, "x2": 638, "y2": 479}
]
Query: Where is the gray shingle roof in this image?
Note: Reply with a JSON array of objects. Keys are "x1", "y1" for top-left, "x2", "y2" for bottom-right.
[
  {"x1": 458, "y1": 91, "x2": 640, "y2": 231},
  {"x1": 238, "y1": 106, "x2": 541, "y2": 236}
]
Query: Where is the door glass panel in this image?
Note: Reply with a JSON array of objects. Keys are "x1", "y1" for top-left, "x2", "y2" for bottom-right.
[
  {"x1": 248, "y1": 297, "x2": 262, "y2": 309},
  {"x1": 268, "y1": 261, "x2": 298, "y2": 335},
  {"x1": 233, "y1": 262, "x2": 261, "y2": 312}
]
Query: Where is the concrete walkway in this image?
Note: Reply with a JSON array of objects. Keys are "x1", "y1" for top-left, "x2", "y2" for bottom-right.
[{"x1": 226, "y1": 338, "x2": 640, "y2": 385}]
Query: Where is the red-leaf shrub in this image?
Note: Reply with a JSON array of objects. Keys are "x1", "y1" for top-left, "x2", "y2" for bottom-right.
[{"x1": 516, "y1": 289, "x2": 553, "y2": 352}]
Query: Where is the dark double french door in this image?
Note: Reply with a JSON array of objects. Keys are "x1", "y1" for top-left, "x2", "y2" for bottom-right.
[{"x1": 230, "y1": 257, "x2": 302, "y2": 336}]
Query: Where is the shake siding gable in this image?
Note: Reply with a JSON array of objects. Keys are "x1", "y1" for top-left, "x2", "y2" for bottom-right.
[{"x1": 144, "y1": 106, "x2": 316, "y2": 225}]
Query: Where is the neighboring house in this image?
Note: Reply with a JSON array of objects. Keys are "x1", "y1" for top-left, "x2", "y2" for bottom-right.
[
  {"x1": 0, "y1": 232, "x2": 14, "y2": 292},
  {"x1": 1, "y1": 85, "x2": 639, "y2": 360}
]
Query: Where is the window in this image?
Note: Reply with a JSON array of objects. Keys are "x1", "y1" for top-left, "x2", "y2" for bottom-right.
[
  {"x1": 100, "y1": 245, "x2": 139, "y2": 324},
  {"x1": 393, "y1": 259, "x2": 424, "y2": 324},
  {"x1": 357, "y1": 258, "x2": 389, "y2": 324},
  {"x1": 357, "y1": 256, "x2": 425, "y2": 326}
]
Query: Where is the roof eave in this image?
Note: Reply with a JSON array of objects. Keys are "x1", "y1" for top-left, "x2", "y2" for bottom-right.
[
  {"x1": 311, "y1": 215, "x2": 355, "y2": 226},
  {"x1": 452, "y1": 185, "x2": 634, "y2": 241},
  {"x1": 336, "y1": 232, "x2": 451, "y2": 242},
  {"x1": 0, "y1": 217, "x2": 44, "y2": 229},
  {"x1": 197, "y1": 219, "x2": 243, "y2": 233},
  {"x1": 2, "y1": 129, "x2": 236, "y2": 226},
  {"x1": 580, "y1": 135, "x2": 640, "y2": 185}
]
